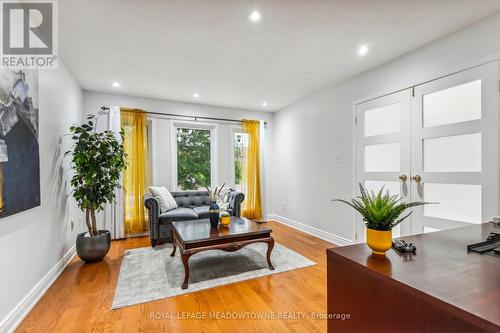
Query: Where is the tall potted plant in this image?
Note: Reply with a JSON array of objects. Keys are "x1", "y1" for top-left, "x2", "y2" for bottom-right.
[
  {"x1": 333, "y1": 184, "x2": 434, "y2": 256},
  {"x1": 67, "y1": 115, "x2": 126, "y2": 263}
]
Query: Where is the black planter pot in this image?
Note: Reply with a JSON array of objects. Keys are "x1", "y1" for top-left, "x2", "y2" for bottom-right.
[
  {"x1": 208, "y1": 201, "x2": 220, "y2": 228},
  {"x1": 76, "y1": 230, "x2": 111, "y2": 263}
]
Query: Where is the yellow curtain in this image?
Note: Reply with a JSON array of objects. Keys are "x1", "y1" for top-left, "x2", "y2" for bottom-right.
[
  {"x1": 121, "y1": 108, "x2": 150, "y2": 235},
  {"x1": 241, "y1": 119, "x2": 263, "y2": 221}
]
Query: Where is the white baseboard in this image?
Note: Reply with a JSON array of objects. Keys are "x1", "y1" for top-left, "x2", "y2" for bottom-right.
[
  {"x1": 267, "y1": 214, "x2": 354, "y2": 246},
  {"x1": 0, "y1": 245, "x2": 77, "y2": 333}
]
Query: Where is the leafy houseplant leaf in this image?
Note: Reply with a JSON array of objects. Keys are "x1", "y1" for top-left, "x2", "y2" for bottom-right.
[{"x1": 333, "y1": 183, "x2": 436, "y2": 231}]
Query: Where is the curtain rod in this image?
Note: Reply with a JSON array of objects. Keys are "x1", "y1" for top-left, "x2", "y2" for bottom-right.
[{"x1": 100, "y1": 106, "x2": 268, "y2": 126}]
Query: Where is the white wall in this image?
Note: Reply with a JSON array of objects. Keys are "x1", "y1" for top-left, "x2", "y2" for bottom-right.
[
  {"x1": 270, "y1": 12, "x2": 500, "y2": 244},
  {"x1": 0, "y1": 63, "x2": 84, "y2": 331},
  {"x1": 83, "y1": 91, "x2": 274, "y2": 219}
]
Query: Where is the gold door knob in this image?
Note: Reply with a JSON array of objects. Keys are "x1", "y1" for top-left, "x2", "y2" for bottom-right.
[
  {"x1": 399, "y1": 174, "x2": 408, "y2": 182},
  {"x1": 412, "y1": 175, "x2": 422, "y2": 183}
]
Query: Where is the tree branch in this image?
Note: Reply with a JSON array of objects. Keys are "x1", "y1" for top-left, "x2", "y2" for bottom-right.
[{"x1": 91, "y1": 209, "x2": 98, "y2": 236}]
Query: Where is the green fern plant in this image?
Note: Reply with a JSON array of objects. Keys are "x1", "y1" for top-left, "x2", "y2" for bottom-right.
[{"x1": 333, "y1": 183, "x2": 435, "y2": 231}]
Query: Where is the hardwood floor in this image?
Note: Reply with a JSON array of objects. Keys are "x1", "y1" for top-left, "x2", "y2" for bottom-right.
[{"x1": 16, "y1": 221, "x2": 335, "y2": 332}]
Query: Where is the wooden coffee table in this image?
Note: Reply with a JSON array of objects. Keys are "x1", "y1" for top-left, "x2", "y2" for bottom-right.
[{"x1": 170, "y1": 217, "x2": 275, "y2": 289}]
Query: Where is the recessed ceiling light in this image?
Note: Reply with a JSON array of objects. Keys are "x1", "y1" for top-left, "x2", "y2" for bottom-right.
[
  {"x1": 193, "y1": 93, "x2": 200, "y2": 98},
  {"x1": 112, "y1": 81, "x2": 120, "y2": 88},
  {"x1": 249, "y1": 10, "x2": 261, "y2": 22},
  {"x1": 261, "y1": 101, "x2": 268, "y2": 107},
  {"x1": 358, "y1": 45, "x2": 369, "y2": 56}
]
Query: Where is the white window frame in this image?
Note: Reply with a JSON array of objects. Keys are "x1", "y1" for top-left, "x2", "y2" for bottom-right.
[{"x1": 170, "y1": 120, "x2": 218, "y2": 191}]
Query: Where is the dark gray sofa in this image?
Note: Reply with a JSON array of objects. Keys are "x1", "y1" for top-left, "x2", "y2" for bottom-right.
[{"x1": 144, "y1": 189, "x2": 245, "y2": 247}]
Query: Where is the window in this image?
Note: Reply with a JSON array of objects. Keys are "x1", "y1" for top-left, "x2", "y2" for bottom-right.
[
  {"x1": 233, "y1": 132, "x2": 244, "y2": 191},
  {"x1": 176, "y1": 127, "x2": 212, "y2": 190},
  {"x1": 233, "y1": 129, "x2": 249, "y2": 191}
]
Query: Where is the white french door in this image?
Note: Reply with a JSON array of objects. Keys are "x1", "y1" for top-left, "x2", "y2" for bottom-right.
[
  {"x1": 410, "y1": 62, "x2": 499, "y2": 233},
  {"x1": 355, "y1": 61, "x2": 499, "y2": 240},
  {"x1": 355, "y1": 89, "x2": 412, "y2": 241}
]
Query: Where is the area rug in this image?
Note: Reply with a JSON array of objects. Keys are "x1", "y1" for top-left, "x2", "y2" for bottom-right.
[{"x1": 112, "y1": 242, "x2": 316, "y2": 309}]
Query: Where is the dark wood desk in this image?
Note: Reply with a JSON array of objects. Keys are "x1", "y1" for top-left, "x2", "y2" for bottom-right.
[
  {"x1": 171, "y1": 217, "x2": 274, "y2": 289},
  {"x1": 327, "y1": 222, "x2": 500, "y2": 333}
]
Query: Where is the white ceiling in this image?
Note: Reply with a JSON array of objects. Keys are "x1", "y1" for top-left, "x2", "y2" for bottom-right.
[{"x1": 60, "y1": 0, "x2": 500, "y2": 111}]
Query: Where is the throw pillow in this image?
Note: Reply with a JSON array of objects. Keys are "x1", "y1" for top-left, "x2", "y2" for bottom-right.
[{"x1": 149, "y1": 186, "x2": 178, "y2": 213}]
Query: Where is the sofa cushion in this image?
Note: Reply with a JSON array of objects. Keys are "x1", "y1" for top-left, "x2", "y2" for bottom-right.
[
  {"x1": 193, "y1": 206, "x2": 210, "y2": 219},
  {"x1": 149, "y1": 186, "x2": 178, "y2": 213},
  {"x1": 158, "y1": 208, "x2": 198, "y2": 224},
  {"x1": 171, "y1": 190, "x2": 212, "y2": 208}
]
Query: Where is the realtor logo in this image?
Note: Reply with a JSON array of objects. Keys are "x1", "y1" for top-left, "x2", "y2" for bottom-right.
[{"x1": 0, "y1": 0, "x2": 58, "y2": 68}]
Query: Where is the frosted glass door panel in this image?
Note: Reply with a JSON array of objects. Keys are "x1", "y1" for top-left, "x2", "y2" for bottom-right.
[
  {"x1": 364, "y1": 143, "x2": 400, "y2": 172},
  {"x1": 423, "y1": 183, "x2": 481, "y2": 223},
  {"x1": 423, "y1": 133, "x2": 481, "y2": 172},
  {"x1": 364, "y1": 103, "x2": 400, "y2": 136},
  {"x1": 365, "y1": 180, "x2": 400, "y2": 196},
  {"x1": 392, "y1": 224, "x2": 401, "y2": 238},
  {"x1": 423, "y1": 80, "x2": 481, "y2": 128}
]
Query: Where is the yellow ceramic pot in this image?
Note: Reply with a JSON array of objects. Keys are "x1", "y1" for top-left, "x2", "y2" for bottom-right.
[
  {"x1": 366, "y1": 228, "x2": 392, "y2": 256},
  {"x1": 220, "y1": 216, "x2": 231, "y2": 226}
]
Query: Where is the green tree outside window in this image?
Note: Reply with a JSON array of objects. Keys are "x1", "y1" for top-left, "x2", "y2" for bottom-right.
[
  {"x1": 234, "y1": 132, "x2": 243, "y2": 187},
  {"x1": 177, "y1": 128, "x2": 211, "y2": 190}
]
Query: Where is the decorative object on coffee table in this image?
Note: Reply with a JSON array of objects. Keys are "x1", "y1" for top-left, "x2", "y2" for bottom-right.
[
  {"x1": 206, "y1": 184, "x2": 230, "y2": 227},
  {"x1": 220, "y1": 210, "x2": 231, "y2": 226},
  {"x1": 170, "y1": 216, "x2": 275, "y2": 289},
  {"x1": 208, "y1": 201, "x2": 219, "y2": 227},
  {"x1": 333, "y1": 183, "x2": 434, "y2": 256},
  {"x1": 67, "y1": 115, "x2": 127, "y2": 263}
]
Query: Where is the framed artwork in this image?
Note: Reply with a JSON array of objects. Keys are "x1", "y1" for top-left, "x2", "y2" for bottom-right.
[{"x1": 0, "y1": 70, "x2": 40, "y2": 218}]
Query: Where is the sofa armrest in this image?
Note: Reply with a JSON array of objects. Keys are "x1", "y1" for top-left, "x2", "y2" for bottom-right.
[
  {"x1": 227, "y1": 190, "x2": 245, "y2": 217},
  {"x1": 144, "y1": 193, "x2": 160, "y2": 246}
]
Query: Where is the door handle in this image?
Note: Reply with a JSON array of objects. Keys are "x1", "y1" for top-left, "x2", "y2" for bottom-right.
[
  {"x1": 412, "y1": 175, "x2": 422, "y2": 183},
  {"x1": 399, "y1": 174, "x2": 409, "y2": 197}
]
